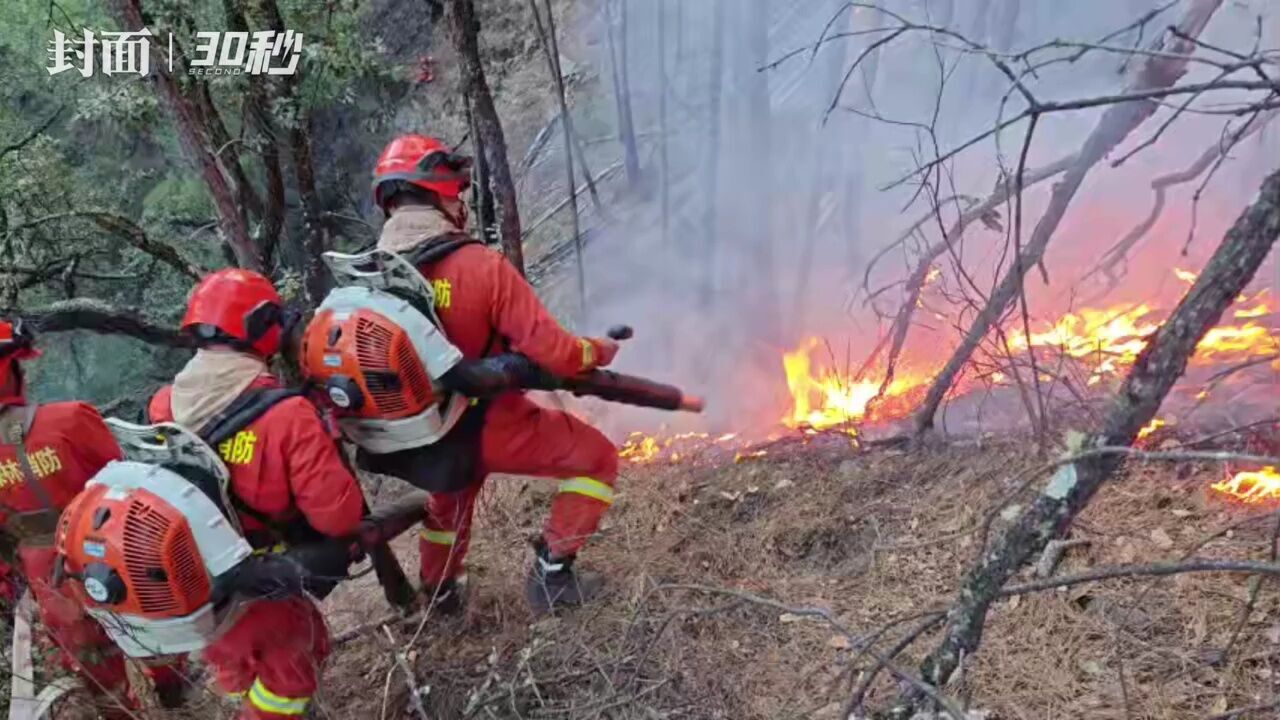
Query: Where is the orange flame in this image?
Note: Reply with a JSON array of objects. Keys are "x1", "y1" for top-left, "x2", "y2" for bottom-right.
[
  {"x1": 1136, "y1": 418, "x2": 1165, "y2": 441},
  {"x1": 780, "y1": 269, "x2": 1276, "y2": 433},
  {"x1": 1212, "y1": 467, "x2": 1280, "y2": 504}
]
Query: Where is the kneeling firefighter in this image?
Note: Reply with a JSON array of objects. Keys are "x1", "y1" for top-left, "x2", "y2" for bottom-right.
[
  {"x1": 143, "y1": 269, "x2": 366, "y2": 719},
  {"x1": 329, "y1": 134, "x2": 625, "y2": 615},
  {"x1": 0, "y1": 320, "x2": 185, "y2": 716}
]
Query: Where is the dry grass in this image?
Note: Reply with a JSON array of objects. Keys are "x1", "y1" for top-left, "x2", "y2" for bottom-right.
[{"x1": 301, "y1": 432, "x2": 1280, "y2": 720}]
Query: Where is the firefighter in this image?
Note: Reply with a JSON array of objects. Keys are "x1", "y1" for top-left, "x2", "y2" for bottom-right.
[
  {"x1": 148, "y1": 269, "x2": 365, "y2": 719},
  {"x1": 0, "y1": 319, "x2": 186, "y2": 716},
  {"x1": 371, "y1": 133, "x2": 622, "y2": 615}
]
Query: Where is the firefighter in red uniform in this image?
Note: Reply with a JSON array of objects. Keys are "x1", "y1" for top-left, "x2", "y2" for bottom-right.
[
  {"x1": 148, "y1": 269, "x2": 365, "y2": 719},
  {"x1": 371, "y1": 134, "x2": 622, "y2": 614},
  {"x1": 0, "y1": 320, "x2": 185, "y2": 716}
]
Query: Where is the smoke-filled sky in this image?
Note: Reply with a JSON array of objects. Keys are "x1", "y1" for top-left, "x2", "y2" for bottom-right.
[{"x1": 559, "y1": 0, "x2": 1279, "y2": 438}]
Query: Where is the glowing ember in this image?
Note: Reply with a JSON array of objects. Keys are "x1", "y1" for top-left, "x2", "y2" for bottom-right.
[
  {"x1": 1212, "y1": 467, "x2": 1280, "y2": 504},
  {"x1": 1174, "y1": 268, "x2": 1199, "y2": 284},
  {"x1": 1136, "y1": 418, "x2": 1165, "y2": 441}
]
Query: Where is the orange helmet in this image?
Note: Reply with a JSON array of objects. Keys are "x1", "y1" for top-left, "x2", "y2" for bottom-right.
[
  {"x1": 0, "y1": 319, "x2": 40, "y2": 406},
  {"x1": 371, "y1": 134, "x2": 472, "y2": 211},
  {"x1": 181, "y1": 270, "x2": 288, "y2": 357}
]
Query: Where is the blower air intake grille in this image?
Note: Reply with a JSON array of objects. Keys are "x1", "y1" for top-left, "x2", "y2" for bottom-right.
[
  {"x1": 354, "y1": 314, "x2": 434, "y2": 415},
  {"x1": 122, "y1": 502, "x2": 209, "y2": 615}
]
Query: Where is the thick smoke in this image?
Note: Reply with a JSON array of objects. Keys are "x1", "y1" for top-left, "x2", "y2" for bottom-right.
[{"x1": 554, "y1": 0, "x2": 1279, "y2": 439}]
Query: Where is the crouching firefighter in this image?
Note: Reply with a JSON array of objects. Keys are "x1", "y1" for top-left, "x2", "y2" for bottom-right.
[
  {"x1": 143, "y1": 269, "x2": 366, "y2": 719},
  {"x1": 0, "y1": 319, "x2": 185, "y2": 716},
  {"x1": 377, "y1": 133, "x2": 621, "y2": 614}
]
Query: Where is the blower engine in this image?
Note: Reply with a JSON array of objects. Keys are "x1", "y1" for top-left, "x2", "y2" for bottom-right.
[
  {"x1": 54, "y1": 418, "x2": 433, "y2": 657},
  {"x1": 301, "y1": 249, "x2": 469, "y2": 454},
  {"x1": 54, "y1": 420, "x2": 253, "y2": 658}
]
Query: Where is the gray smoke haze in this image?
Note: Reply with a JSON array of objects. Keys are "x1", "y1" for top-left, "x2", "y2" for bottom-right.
[{"x1": 549, "y1": 0, "x2": 1279, "y2": 439}]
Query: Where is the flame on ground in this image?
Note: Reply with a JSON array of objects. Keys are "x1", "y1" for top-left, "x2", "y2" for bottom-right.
[
  {"x1": 1212, "y1": 468, "x2": 1280, "y2": 504},
  {"x1": 779, "y1": 269, "x2": 1275, "y2": 433},
  {"x1": 1136, "y1": 418, "x2": 1165, "y2": 441}
]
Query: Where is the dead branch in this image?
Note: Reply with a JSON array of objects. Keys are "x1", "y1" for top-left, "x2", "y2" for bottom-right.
[
  {"x1": 9, "y1": 211, "x2": 207, "y2": 280},
  {"x1": 913, "y1": 0, "x2": 1226, "y2": 436},
  {"x1": 14, "y1": 298, "x2": 189, "y2": 349},
  {"x1": 1034, "y1": 538, "x2": 1091, "y2": 578},
  {"x1": 380, "y1": 625, "x2": 429, "y2": 720},
  {"x1": 1001, "y1": 558, "x2": 1280, "y2": 597},
  {"x1": 0, "y1": 106, "x2": 64, "y2": 163},
  {"x1": 886, "y1": 157, "x2": 1280, "y2": 717},
  {"x1": 857, "y1": 153, "x2": 1075, "y2": 384},
  {"x1": 1088, "y1": 106, "x2": 1280, "y2": 285}
]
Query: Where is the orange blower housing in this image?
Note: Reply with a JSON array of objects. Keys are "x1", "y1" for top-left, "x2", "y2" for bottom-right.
[
  {"x1": 301, "y1": 307, "x2": 439, "y2": 420},
  {"x1": 56, "y1": 483, "x2": 211, "y2": 619}
]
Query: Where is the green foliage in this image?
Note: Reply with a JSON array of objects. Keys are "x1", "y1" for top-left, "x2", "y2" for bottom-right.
[{"x1": 141, "y1": 174, "x2": 216, "y2": 223}]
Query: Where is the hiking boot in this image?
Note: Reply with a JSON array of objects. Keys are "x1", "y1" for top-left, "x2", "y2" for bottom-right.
[
  {"x1": 525, "y1": 542, "x2": 603, "y2": 616},
  {"x1": 421, "y1": 575, "x2": 467, "y2": 616}
]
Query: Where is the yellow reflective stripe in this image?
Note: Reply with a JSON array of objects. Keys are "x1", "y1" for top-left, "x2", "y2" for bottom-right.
[
  {"x1": 251, "y1": 542, "x2": 289, "y2": 557},
  {"x1": 420, "y1": 529, "x2": 457, "y2": 545},
  {"x1": 579, "y1": 338, "x2": 595, "y2": 369},
  {"x1": 249, "y1": 679, "x2": 309, "y2": 716},
  {"x1": 558, "y1": 477, "x2": 614, "y2": 505},
  {"x1": 227, "y1": 690, "x2": 246, "y2": 700}
]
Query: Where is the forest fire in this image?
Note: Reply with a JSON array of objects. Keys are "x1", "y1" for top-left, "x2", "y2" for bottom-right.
[
  {"x1": 620, "y1": 274, "x2": 1274, "y2": 468},
  {"x1": 1211, "y1": 468, "x2": 1280, "y2": 504}
]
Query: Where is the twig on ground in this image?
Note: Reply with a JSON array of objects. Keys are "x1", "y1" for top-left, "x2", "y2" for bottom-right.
[{"x1": 1034, "y1": 538, "x2": 1092, "y2": 578}]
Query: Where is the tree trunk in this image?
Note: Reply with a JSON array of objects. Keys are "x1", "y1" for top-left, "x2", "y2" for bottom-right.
[
  {"x1": 739, "y1": 0, "x2": 781, "y2": 347},
  {"x1": 250, "y1": 0, "x2": 329, "y2": 305},
  {"x1": 887, "y1": 162, "x2": 1280, "y2": 717},
  {"x1": 699, "y1": 0, "x2": 726, "y2": 309},
  {"x1": 657, "y1": 0, "x2": 669, "y2": 248},
  {"x1": 466, "y1": 103, "x2": 499, "y2": 244},
  {"x1": 913, "y1": 0, "x2": 1224, "y2": 435},
  {"x1": 109, "y1": 0, "x2": 261, "y2": 271},
  {"x1": 447, "y1": 0, "x2": 525, "y2": 275},
  {"x1": 607, "y1": 0, "x2": 641, "y2": 189},
  {"x1": 530, "y1": 0, "x2": 585, "y2": 317}
]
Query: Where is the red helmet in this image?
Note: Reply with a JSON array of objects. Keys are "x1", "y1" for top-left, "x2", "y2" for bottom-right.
[
  {"x1": 0, "y1": 319, "x2": 40, "y2": 406},
  {"x1": 181, "y1": 270, "x2": 288, "y2": 357},
  {"x1": 371, "y1": 134, "x2": 472, "y2": 211}
]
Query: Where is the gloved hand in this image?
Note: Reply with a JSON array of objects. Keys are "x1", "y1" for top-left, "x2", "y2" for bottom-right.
[{"x1": 586, "y1": 338, "x2": 620, "y2": 368}]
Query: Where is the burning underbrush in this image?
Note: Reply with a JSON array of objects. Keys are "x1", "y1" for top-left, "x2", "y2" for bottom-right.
[{"x1": 297, "y1": 421, "x2": 1280, "y2": 719}]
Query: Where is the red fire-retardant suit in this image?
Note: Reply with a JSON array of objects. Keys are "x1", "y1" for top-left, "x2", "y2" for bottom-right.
[
  {"x1": 408, "y1": 241, "x2": 620, "y2": 586},
  {"x1": 149, "y1": 375, "x2": 364, "y2": 720},
  {"x1": 0, "y1": 401, "x2": 183, "y2": 716}
]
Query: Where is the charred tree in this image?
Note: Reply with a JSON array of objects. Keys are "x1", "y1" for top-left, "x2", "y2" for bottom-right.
[
  {"x1": 886, "y1": 162, "x2": 1280, "y2": 718},
  {"x1": 109, "y1": 0, "x2": 261, "y2": 271},
  {"x1": 912, "y1": 0, "x2": 1224, "y2": 435},
  {"x1": 446, "y1": 0, "x2": 525, "y2": 276},
  {"x1": 466, "y1": 103, "x2": 499, "y2": 244}
]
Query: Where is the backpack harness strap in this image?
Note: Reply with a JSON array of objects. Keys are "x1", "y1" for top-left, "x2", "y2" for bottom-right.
[{"x1": 196, "y1": 388, "x2": 304, "y2": 543}]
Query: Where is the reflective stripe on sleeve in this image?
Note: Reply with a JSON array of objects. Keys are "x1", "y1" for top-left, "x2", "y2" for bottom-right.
[
  {"x1": 579, "y1": 338, "x2": 595, "y2": 369},
  {"x1": 420, "y1": 529, "x2": 458, "y2": 545},
  {"x1": 557, "y1": 477, "x2": 614, "y2": 505},
  {"x1": 248, "y1": 678, "x2": 309, "y2": 716}
]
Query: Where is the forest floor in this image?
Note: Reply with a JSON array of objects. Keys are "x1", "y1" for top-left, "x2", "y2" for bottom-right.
[{"x1": 288, "y1": 429, "x2": 1280, "y2": 720}]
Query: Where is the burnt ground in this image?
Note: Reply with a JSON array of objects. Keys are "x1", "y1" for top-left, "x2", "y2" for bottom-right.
[{"x1": 300, "y1": 428, "x2": 1280, "y2": 720}]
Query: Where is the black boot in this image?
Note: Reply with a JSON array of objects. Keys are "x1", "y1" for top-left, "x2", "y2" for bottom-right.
[
  {"x1": 525, "y1": 541, "x2": 603, "y2": 615},
  {"x1": 422, "y1": 576, "x2": 467, "y2": 616}
]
